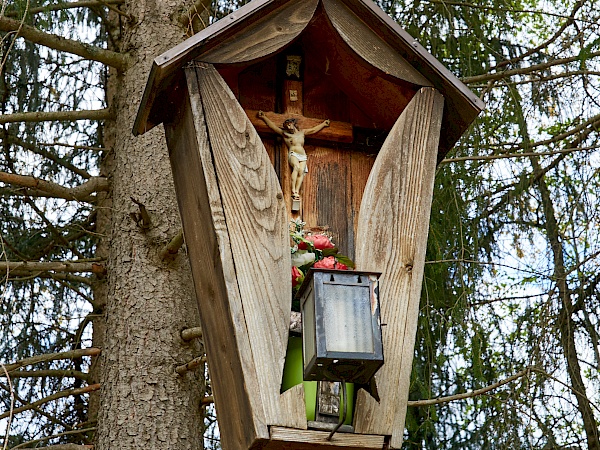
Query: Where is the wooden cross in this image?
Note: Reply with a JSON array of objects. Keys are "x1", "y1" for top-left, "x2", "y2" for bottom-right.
[{"x1": 243, "y1": 58, "x2": 354, "y2": 214}]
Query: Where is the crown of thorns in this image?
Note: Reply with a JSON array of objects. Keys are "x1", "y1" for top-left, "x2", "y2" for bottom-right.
[{"x1": 283, "y1": 118, "x2": 298, "y2": 127}]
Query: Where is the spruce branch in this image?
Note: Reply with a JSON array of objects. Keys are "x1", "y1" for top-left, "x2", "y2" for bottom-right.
[
  {"x1": 462, "y1": 50, "x2": 600, "y2": 84},
  {"x1": 0, "y1": 171, "x2": 109, "y2": 202},
  {"x1": 6, "y1": 0, "x2": 124, "y2": 17},
  {"x1": 9, "y1": 135, "x2": 92, "y2": 179},
  {"x1": 180, "y1": 327, "x2": 203, "y2": 342},
  {"x1": 10, "y1": 428, "x2": 96, "y2": 450},
  {"x1": 3, "y1": 348, "x2": 101, "y2": 373},
  {"x1": 160, "y1": 230, "x2": 184, "y2": 260},
  {"x1": 0, "y1": 16, "x2": 128, "y2": 70},
  {"x1": 175, "y1": 356, "x2": 206, "y2": 375},
  {"x1": 0, "y1": 384, "x2": 101, "y2": 420},
  {"x1": 1, "y1": 369, "x2": 89, "y2": 381},
  {"x1": 407, "y1": 368, "x2": 531, "y2": 407},
  {"x1": 0, "y1": 108, "x2": 112, "y2": 124},
  {"x1": 0, "y1": 260, "x2": 106, "y2": 277}
]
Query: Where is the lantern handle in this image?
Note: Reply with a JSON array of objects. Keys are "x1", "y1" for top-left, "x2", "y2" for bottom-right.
[{"x1": 327, "y1": 380, "x2": 347, "y2": 441}]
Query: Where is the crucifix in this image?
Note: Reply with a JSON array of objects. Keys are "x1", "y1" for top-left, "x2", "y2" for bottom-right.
[{"x1": 246, "y1": 54, "x2": 354, "y2": 214}]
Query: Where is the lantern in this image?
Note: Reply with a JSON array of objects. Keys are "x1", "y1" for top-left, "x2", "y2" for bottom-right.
[{"x1": 298, "y1": 269, "x2": 384, "y2": 384}]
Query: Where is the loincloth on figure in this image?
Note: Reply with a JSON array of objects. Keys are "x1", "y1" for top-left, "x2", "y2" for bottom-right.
[{"x1": 289, "y1": 150, "x2": 308, "y2": 173}]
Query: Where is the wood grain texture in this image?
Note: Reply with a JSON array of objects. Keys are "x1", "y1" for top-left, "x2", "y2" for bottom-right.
[
  {"x1": 349, "y1": 151, "x2": 377, "y2": 259},
  {"x1": 164, "y1": 69, "x2": 267, "y2": 450},
  {"x1": 267, "y1": 427, "x2": 385, "y2": 449},
  {"x1": 323, "y1": 0, "x2": 430, "y2": 87},
  {"x1": 352, "y1": 88, "x2": 444, "y2": 448},
  {"x1": 200, "y1": 0, "x2": 318, "y2": 64},
  {"x1": 283, "y1": 79, "x2": 303, "y2": 115},
  {"x1": 247, "y1": 110, "x2": 353, "y2": 144},
  {"x1": 194, "y1": 63, "x2": 304, "y2": 428},
  {"x1": 301, "y1": 146, "x2": 351, "y2": 256}
]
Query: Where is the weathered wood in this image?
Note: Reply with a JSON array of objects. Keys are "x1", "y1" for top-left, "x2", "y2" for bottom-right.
[
  {"x1": 199, "y1": 0, "x2": 318, "y2": 64},
  {"x1": 247, "y1": 110, "x2": 354, "y2": 144},
  {"x1": 353, "y1": 87, "x2": 444, "y2": 448},
  {"x1": 301, "y1": 146, "x2": 352, "y2": 257},
  {"x1": 194, "y1": 63, "x2": 305, "y2": 428},
  {"x1": 164, "y1": 69, "x2": 267, "y2": 449},
  {"x1": 265, "y1": 427, "x2": 385, "y2": 449},
  {"x1": 323, "y1": 0, "x2": 430, "y2": 87}
]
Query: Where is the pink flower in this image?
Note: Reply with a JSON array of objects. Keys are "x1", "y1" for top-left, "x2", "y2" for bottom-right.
[
  {"x1": 313, "y1": 256, "x2": 348, "y2": 270},
  {"x1": 298, "y1": 234, "x2": 335, "y2": 250},
  {"x1": 292, "y1": 266, "x2": 304, "y2": 287}
]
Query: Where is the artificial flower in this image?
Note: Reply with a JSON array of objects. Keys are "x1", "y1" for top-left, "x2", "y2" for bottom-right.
[
  {"x1": 298, "y1": 234, "x2": 335, "y2": 251},
  {"x1": 291, "y1": 250, "x2": 316, "y2": 267},
  {"x1": 291, "y1": 266, "x2": 304, "y2": 287},
  {"x1": 313, "y1": 256, "x2": 349, "y2": 270}
]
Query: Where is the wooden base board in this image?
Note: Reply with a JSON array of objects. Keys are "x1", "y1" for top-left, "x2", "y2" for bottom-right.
[{"x1": 252, "y1": 427, "x2": 386, "y2": 449}]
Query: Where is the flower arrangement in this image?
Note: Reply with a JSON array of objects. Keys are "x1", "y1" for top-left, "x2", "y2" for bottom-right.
[{"x1": 289, "y1": 219, "x2": 354, "y2": 309}]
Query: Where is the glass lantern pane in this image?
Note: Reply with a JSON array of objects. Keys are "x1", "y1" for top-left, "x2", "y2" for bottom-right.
[
  {"x1": 323, "y1": 284, "x2": 374, "y2": 353},
  {"x1": 302, "y1": 288, "x2": 316, "y2": 368}
]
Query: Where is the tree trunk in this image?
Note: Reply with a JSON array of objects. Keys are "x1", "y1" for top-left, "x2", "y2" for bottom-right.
[
  {"x1": 95, "y1": 1, "x2": 205, "y2": 449},
  {"x1": 530, "y1": 156, "x2": 600, "y2": 450}
]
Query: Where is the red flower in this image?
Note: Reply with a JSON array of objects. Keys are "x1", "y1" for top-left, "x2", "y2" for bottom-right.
[
  {"x1": 298, "y1": 234, "x2": 335, "y2": 250},
  {"x1": 291, "y1": 266, "x2": 304, "y2": 287},
  {"x1": 313, "y1": 256, "x2": 348, "y2": 270}
]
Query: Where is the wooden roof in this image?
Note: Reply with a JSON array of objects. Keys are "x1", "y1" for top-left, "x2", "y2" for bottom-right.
[{"x1": 133, "y1": 0, "x2": 484, "y2": 157}]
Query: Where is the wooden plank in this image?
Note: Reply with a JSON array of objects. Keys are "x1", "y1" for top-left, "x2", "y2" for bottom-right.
[
  {"x1": 266, "y1": 427, "x2": 385, "y2": 449},
  {"x1": 352, "y1": 87, "x2": 444, "y2": 448},
  {"x1": 301, "y1": 146, "x2": 351, "y2": 256},
  {"x1": 323, "y1": 0, "x2": 430, "y2": 87},
  {"x1": 247, "y1": 110, "x2": 353, "y2": 144},
  {"x1": 194, "y1": 63, "x2": 305, "y2": 428},
  {"x1": 200, "y1": 0, "x2": 319, "y2": 64},
  {"x1": 163, "y1": 70, "x2": 268, "y2": 449}
]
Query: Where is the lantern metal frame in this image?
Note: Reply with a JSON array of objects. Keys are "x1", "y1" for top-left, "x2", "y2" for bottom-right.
[{"x1": 297, "y1": 268, "x2": 384, "y2": 385}]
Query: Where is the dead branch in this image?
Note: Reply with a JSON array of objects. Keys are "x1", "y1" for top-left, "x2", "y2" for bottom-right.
[
  {"x1": 0, "y1": 381, "x2": 71, "y2": 430},
  {"x1": 1, "y1": 365, "x2": 14, "y2": 450},
  {"x1": 130, "y1": 197, "x2": 151, "y2": 229},
  {"x1": 0, "y1": 17, "x2": 128, "y2": 70},
  {"x1": 180, "y1": 327, "x2": 203, "y2": 342},
  {"x1": 175, "y1": 356, "x2": 206, "y2": 375},
  {"x1": 14, "y1": 445, "x2": 91, "y2": 450},
  {"x1": 7, "y1": 0, "x2": 124, "y2": 16},
  {"x1": 407, "y1": 368, "x2": 531, "y2": 407},
  {"x1": 9, "y1": 135, "x2": 92, "y2": 179},
  {"x1": 1, "y1": 369, "x2": 89, "y2": 381},
  {"x1": 10, "y1": 428, "x2": 96, "y2": 450},
  {"x1": 201, "y1": 396, "x2": 214, "y2": 406},
  {"x1": 0, "y1": 384, "x2": 101, "y2": 420},
  {"x1": 3, "y1": 348, "x2": 101, "y2": 373},
  {"x1": 160, "y1": 230, "x2": 184, "y2": 260},
  {"x1": 37, "y1": 141, "x2": 106, "y2": 152},
  {"x1": 0, "y1": 108, "x2": 112, "y2": 124},
  {"x1": 462, "y1": 50, "x2": 600, "y2": 85},
  {"x1": 0, "y1": 171, "x2": 108, "y2": 202},
  {"x1": 440, "y1": 146, "x2": 598, "y2": 164},
  {"x1": 0, "y1": 261, "x2": 105, "y2": 277}
]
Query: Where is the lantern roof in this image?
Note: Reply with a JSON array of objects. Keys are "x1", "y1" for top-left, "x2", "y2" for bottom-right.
[{"x1": 133, "y1": 0, "x2": 484, "y2": 158}]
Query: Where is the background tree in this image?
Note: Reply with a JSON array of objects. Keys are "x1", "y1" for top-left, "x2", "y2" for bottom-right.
[{"x1": 0, "y1": 0, "x2": 599, "y2": 450}]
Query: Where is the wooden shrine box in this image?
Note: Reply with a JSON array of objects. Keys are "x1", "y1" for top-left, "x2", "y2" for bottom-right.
[{"x1": 133, "y1": 1, "x2": 484, "y2": 448}]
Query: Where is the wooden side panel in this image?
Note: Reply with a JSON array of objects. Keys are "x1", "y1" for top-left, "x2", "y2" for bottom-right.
[
  {"x1": 200, "y1": 0, "x2": 319, "y2": 64},
  {"x1": 323, "y1": 0, "x2": 430, "y2": 87},
  {"x1": 194, "y1": 63, "x2": 305, "y2": 428},
  {"x1": 353, "y1": 88, "x2": 444, "y2": 448},
  {"x1": 265, "y1": 427, "x2": 385, "y2": 449},
  {"x1": 164, "y1": 71, "x2": 267, "y2": 450},
  {"x1": 349, "y1": 151, "x2": 376, "y2": 254}
]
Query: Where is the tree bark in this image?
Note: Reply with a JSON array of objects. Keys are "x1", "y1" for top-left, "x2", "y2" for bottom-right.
[{"x1": 95, "y1": 1, "x2": 204, "y2": 449}]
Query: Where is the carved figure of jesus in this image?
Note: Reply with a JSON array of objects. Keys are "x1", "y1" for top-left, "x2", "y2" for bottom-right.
[{"x1": 257, "y1": 111, "x2": 330, "y2": 201}]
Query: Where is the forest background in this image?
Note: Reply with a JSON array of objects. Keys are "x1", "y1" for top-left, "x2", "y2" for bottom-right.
[{"x1": 0, "y1": 0, "x2": 598, "y2": 449}]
